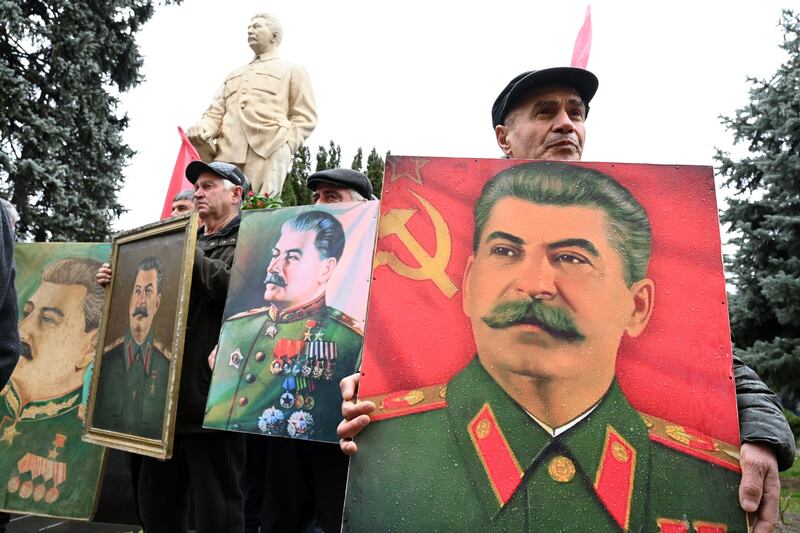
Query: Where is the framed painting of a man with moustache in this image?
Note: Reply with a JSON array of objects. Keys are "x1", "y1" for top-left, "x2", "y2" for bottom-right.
[
  {"x1": 0, "y1": 243, "x2": 109, "y2": 519},
  {"x1": 204, "y1": 201, "x2": 379, "y2": 443},
  {"x1": 83, "y1": 213, "x2": 198, "y2": 459},
  {"x1": 342, "y1": 157, "x2": 747, "y2": 532}
]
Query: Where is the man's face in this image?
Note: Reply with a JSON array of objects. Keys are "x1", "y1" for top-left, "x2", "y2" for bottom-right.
[
  {"x1": 248, "y1": 17, "x2": 276, "y2": 55},
  {"x1": 194, "y1": 173, "x2": 239, "y2": 221},
  {"x1": 312, "y1": 184, "x2": 357, "y2": 204},
  {"x1": 495, "y1": 85, "x2": 586, "y2": 161},
  {"x1": 170, "y1": 199, "x2": 195, "y2": 217},
  {"x1": 15, "y1": 282, "x2": 95, "y2": 400},
  {"x1": 462, "y1": 198, "x2": 652, "y2": 388},
  {"x1": 263, "y1": 225, "x2": 337, "y2": 310},
  {"x1": 129, "y1": 268, "x2": 161, "y2": 344}
]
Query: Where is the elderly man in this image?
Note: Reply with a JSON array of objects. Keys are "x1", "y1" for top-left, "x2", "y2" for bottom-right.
[
  {"x1": 344, "y1": 162, "x2": 747, "y2": 531},
  {"x1": 187, "y1": 13, "x2": 317, "y2": 198},
  {"x1": 97, "y1": 160, "x2": 249, "y2": 532},
  {"x1": 0, "y1": 205, "x2": 18, "y2": 391},
  {"x1": 340, "y1": 67, "x2": 793, "y2": 532},
  {"x1": 170, "y1": 189, "x2": 195, "y2": 217},
  {"x1": 93, "y1": 257, "x2": 171, "y2": 439},
  {"x1": 1, "y1": 258, "x2": 104, "y2": 518},
  {"x1": 307, "y1": 168, "x2": 373, "y2": 204}
]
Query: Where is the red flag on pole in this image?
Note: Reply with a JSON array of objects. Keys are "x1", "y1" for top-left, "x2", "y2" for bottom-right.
[
  {"x1": 160, "y1": 126, "x2": 201, "y2": 219},
  {"x1": 571, "y1": 5, "x2": 592, "y2": 69}
]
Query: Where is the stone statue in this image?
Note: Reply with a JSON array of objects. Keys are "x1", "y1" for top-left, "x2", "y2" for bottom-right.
[{"x1": 187, "y1": 13, "x2": 317, "y2": 197}]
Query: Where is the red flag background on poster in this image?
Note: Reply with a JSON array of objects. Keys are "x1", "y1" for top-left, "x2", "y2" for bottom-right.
[
  {"x1": 159, "y1": 127, "x2": 200, "y2": 220},
  {"x1": 360, "y1": 156, "x2": 738, "y2": 445}
]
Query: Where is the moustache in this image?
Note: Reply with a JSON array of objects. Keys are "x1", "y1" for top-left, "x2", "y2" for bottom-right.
[
  {"x1": 132, "y1": 304, "x2": 149, "y2": 318},
  {"x1": 20, "y1": 341, "x2": 32, "y2": 360},
  {"x1": 481, "y1": 300, "x2": 585, "y2": 342},
  {"x1": 264, "y1": 272, "x2": 286, "y2": 288}
]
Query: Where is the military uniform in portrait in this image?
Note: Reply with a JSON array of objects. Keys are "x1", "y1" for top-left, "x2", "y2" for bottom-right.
[
  {"x1": 344, "y1": 358, "x2": 747, "y2": 532},
  {"x1": 204, "y1": 294, "x2": 362, "y2": 442},
  {"x1": 93, "y1": 331, "x2": 171, "y2": 440},
  {"x1": 0, "y1": 383, "x2": 103, "y2": 517}
]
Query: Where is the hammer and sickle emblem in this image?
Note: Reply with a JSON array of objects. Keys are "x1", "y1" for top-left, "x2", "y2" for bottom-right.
[{"x1": 374, "y1": 190, "x2": 458, "y2": 299}]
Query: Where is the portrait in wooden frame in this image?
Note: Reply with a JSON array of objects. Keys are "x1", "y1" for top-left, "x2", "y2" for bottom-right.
[{"x1": 83, "y1": 213, "x2": 198, "y2": 459}]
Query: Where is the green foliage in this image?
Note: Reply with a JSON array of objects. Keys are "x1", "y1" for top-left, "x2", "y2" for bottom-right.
[
  {"x1": 0, "y1": 0, "x2": 179, "y2": 241},
  {"x1": 351, "y1": 147, "x2": 363, "y2": 172},
  {"x1": 242, "y1": 191, "x2": 282, "y2": 210},
  {"x1": 315, "y1": 140, "x2": 341, "y2": 172},
  {"x1": 716, "y1": 10, "x2": 800, "y2": 395},
  {"x1": 366, "y1": 147, "x2": 388, "y2": 199},
  {"x1": 281, "y1": 145, "x2": 312, "y2": 207}
]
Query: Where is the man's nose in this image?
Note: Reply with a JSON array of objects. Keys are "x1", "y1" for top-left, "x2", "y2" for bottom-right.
[
  {"x1": 514, "y1": 255, "x2": 557, "y2": 301},
  {"x1": 268, "y1": 256, "x2": 284, "y2": 273},
  {"x1": 552, "y1": 108, "x2": 576, "y2": 134}
]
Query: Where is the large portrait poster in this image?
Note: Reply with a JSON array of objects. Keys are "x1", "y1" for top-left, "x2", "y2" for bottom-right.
[
  {"x1": 1, "y1": 243, "x2": 109, "y2": 520},
  {"x1": 343, "y1": 157, "x2": 747, "y2": 531},
  {"x1": 204, "y1": 201, "x2": 379, "y2": 443},
  {"x1": 84, "y1": 214, "x2": 197, "y2": 459}
]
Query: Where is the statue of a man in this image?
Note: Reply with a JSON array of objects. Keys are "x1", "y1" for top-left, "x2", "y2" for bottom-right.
[{"x1": 187, "y1": 13, "x2": 317, "y2": 197}]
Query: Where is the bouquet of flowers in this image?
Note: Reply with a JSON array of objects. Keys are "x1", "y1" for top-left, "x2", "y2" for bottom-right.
[{"x1": 242, "y1": 190, "x2": 283, "y2": 210}]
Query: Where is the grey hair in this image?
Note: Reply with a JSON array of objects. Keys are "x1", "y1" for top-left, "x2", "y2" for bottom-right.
[
  {"x1": 0, "y1": 199, "x2": 19, "y2": 226},
  {"x1": 41, "y1": 258, "x2": 105, "y2": 332},
  {"x1": 173, "y1": 189, "x2": 195, "y2": 203}
]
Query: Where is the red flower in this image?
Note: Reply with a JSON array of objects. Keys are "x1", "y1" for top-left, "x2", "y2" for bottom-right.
[{"x1": 247, "y1": 191, "x2": 255, "y2": 197}]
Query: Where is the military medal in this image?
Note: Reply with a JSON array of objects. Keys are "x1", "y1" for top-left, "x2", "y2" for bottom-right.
[
  {"x1": 286, "y1": 411, "x2": 314, "y2": 439},
  {"x1": 257, "y1": 407, "x2": 285, "y2": 435},
  {"x1": 228, "y1": 348, "x2": 243, "y2": 370},
  {"x1": 265, "y1": 323, "x2": 278, "y2": 338},
  {"x1": 150, "y1": 370, "x2": 158, "y2": 396},
  {"x1": 280, "y1": 391, "x2": 295, "y2": 409}
]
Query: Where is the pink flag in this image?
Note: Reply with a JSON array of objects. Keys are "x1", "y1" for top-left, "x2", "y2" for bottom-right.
[
  {"x1": 571, "y1": 5, "x2": 592, "y2": 69},
  {"x1": 160, "y1": 127, "x2": 201, "y2": 220}
]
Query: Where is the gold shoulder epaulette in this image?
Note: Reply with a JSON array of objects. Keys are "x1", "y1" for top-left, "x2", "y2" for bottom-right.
[
  {"x1": 327, "y1": 308, "x2": 364, "y2": 336},
  {"x1": 103, "y1": 337, "x2": 125, "y2": 353},
  {"x1": 363, "y1": 382, "x2": 448, "y2": 422},
  {"x1": 227, "y1": 306, "x2": 270, "y2": 321},
  {"x1": 153, "y1": 340, "x2": 172, "y2": 359},
  {"x1": 639, "y1": 411, "x2": 741, "y2": 473}
]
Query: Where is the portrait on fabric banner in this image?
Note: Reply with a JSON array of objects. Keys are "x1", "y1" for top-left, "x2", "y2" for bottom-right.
[
  {"x1": 342, "y1": 157, "x2": 747, "y2": 531},
  {"x1": 204, "y1": 201, "x2": 379, "y2": 443},
  {"x1": 0, "y1": 242, "x2": 110, "y2": 519},
  {"x1": 83, "y1": 213, "x2": 197, "y2": 459}
]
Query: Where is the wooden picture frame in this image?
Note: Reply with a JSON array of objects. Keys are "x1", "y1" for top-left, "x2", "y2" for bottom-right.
[{"x1": 83, "y1": 213, "x2": 197, "y2": 459}]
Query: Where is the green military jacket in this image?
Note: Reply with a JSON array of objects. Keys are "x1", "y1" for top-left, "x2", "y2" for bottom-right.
[
  {"x1": 0, "y1": 382, "x2": 104, "y2": 519},
  {"x1": 204, "y1": 294, "x2": 363, "y2": 442},
  {"x1": 344, "y1": 358, "x2": 747, "y2": 532},
  {"x1": 92, "y1": 330, "x2": 171, "y2": 440}
]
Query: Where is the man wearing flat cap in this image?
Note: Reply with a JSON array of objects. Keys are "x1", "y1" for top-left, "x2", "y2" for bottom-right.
[
  {"x1": 97, "y1": 160, "x2": 250, "y2": 532},
  {"x1": 307, "y1": 168, "x2": 373, "y2": 204},
  {"x1": 339, "y1": 67, "x2": 794, "y2": 531}
]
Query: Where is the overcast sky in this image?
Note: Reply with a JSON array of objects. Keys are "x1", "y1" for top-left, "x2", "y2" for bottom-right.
[{"x1": 116, "y1": 1, "x2": 790, "y2": 230}]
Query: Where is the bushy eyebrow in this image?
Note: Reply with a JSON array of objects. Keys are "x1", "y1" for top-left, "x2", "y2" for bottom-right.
[
  {"x1": 485, "y1": 230, "x2": 525, "y2": 246},
  {"x1": 547, "y1": 238, "x2": 599, "y2": 257},
  {"x1": 40, "y1": 306, "x2": 65, "y2": 318}
]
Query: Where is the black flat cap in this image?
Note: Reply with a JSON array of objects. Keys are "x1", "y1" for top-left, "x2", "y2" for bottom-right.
[
  {"x1": 307, "y1": 168, "x2": 373, "y2": 199},
  {"x1": 491, "y1": 67, "x2": 599, "y2": 127},
  {"x1": 186, "y1": 161, "x2": 250, "y2": 194}
]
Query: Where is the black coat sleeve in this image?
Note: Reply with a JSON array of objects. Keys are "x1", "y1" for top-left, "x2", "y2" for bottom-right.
[
  {"x1": 735, "y1": 352, "x2": 796, "y2": 470},
  {"x1": 0, "y1": 208, "x2": 19, "y2": 389}
]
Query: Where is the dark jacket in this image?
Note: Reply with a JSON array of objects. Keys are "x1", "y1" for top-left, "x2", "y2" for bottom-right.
[
  {"x1": 0, "y1": 208, "x2": 19, "y2": 390},
  {"x1": 735, "y1": 353, "x2": 796, "y2": 470},
  {"x1": 176, "y1": 215, "x2": 240, "y2": 433}
]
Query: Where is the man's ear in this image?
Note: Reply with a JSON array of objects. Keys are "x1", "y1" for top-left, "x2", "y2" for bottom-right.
[
  {"x1": 461, "y1": 255, "x2": 475, "y2": 316},
  {"x1": 232, "y1": 185, "x2": 244, "y2": 203},
  {"x1": 319, "y1": 257, "x2": 338, "y2": 285},
  {"x1": 495, "y1": 125, "x2": 514, "y2": 157},
  {"x1": 625, "y1": 278, "x2": 655, "y2": 338},
  {"x1": 77, "y1": 329, "x2": 99, "y2": 370}
]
